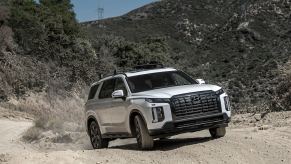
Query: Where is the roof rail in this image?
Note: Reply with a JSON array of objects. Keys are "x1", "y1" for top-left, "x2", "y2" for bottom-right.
[
  {"x1": 98, "y1": 64, "x2": 165, "y2": 80},
  {"x1": 133, "y1": 64, "x2": 164, "y2": 70}
]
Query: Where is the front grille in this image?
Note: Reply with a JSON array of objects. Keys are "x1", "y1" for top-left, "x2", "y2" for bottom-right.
[{"x1": 171, "y1": 90, "x2": 221, "y2": 120}]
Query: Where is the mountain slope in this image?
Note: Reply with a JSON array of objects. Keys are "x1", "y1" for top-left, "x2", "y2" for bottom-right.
[
  {"x1": 0, "y1": 0, "x2": 101, "y2": 101},
  {"x1": 85, "y1": 0, "x2": 291, "y2": 112}
]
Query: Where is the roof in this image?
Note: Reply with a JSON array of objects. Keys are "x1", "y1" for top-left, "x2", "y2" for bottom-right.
[
  {"x1": 91, "y1": 67, "x2": 177, "y2": 87},
  {"x1": 125, "y1": 68, "x2": 177, "y2": 77}
]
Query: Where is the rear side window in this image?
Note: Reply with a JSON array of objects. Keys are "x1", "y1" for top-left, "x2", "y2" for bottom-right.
[
  {"x1": 88, "y1": 84, "x2": 99, "y2": 100},
  {"x1": 99, "y1": 79, "x2": 115, "y2": 99}
]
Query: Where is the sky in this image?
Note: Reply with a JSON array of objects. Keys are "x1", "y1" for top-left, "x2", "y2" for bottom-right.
[{"x1": 71, "y1": 0, "x2": 158, "y2": 22}]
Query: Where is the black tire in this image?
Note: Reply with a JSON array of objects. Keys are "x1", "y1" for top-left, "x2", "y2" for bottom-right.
[
  {"x1": 209, "y1": 127, "x2": 226, "y2": 138},
  {"x1": 134, "y1": 115, "x2": 154, "y2": 150},
  {"x1": 89, "y1": 121, "x2": 109, "y2": 149}
]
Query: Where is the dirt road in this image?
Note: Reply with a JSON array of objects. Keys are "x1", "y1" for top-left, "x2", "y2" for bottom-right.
[
  {"x1": 0, "y1": 119, "x2": 32, "y2": 154},
  {"x1": 1, "y1": 113, "x2": 291, "y2": 164}
]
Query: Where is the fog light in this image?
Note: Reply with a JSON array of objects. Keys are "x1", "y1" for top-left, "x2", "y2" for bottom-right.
[
  {"x1": 152, "y1": 107, "x2": 164, "y2": 123},
  {"x1": 224, "y1": 96, "x2": 231, "y2": 111}
]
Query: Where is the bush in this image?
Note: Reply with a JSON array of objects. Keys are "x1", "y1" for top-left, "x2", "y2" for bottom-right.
[
  {"x1": 22, "y1": 127, "x2": 42, "y2": 142},
  {"x1": 274, "y1": 74, "x2": 291, "y2": 111},
  {"x1": 89, "y1": 34, "x2": 173, "y2": 70},
  {"x1": 34, "y1": 116, "x2": 63, "y2": 132}
]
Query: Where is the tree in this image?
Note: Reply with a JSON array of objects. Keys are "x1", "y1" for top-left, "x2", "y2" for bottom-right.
[
  {"x1": 39, "y1": 0, "x2": 79, "y2": 36},
  {"x1": 0, "y1": 3, "x2": 15, "y2": 53}
]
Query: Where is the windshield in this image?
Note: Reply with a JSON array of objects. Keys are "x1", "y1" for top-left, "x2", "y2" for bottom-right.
[{"x1": 127, "y1": 71, "x2": 198, "y2": 93}]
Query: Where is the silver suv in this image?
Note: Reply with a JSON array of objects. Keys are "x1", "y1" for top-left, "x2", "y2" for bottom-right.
[{"x1": 85, "y1": 65, "x2": 231, "y2": 150}]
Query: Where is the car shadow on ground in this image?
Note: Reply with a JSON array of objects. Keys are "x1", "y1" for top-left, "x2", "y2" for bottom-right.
[{"x1": 109, "y1": 136, "x2": 213, "y2": 151}]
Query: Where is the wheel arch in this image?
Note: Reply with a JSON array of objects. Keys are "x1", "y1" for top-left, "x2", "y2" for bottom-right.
[
  {"x1": 129, "y1": 109, "x2": 148, "y2": 137},
  {"x1": 87, "y1": 115, "x2": 98, "y2": 134}
]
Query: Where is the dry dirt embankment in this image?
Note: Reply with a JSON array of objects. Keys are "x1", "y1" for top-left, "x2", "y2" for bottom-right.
[{"x1": 1, "y1": 112, "x2": 291, "y2": 164}]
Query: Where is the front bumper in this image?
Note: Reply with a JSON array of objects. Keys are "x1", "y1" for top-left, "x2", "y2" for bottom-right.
[
  {"x1": 148, "y1": 113, "x2": 230, "y2": 138},
  {"x1": 143, "y1": 92, "x2": 231, "y2": 132}
]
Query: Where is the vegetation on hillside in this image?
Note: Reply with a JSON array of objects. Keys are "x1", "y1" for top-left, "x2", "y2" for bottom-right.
[
  {"x1": 0, "y1": 0, "x2": 290, "y2": 114},
  {"x1": 0, "y1": 0, "x2": 97, "y2": 143},
  {"x1": 85, "y1": 0, "x2": 291, "y2": 113},
  {"x1": 0, "y1": 0, "x2": 175, "y2": 143},
  {"x1": 0, "y1": 0, "x2": 98, "y2": 101},
  {"x1": 89, "y1": 34, "x2": 172, "y2": 70},
  {"x1": 0, "y1": 0, "x2": 173, "y2": 102}
]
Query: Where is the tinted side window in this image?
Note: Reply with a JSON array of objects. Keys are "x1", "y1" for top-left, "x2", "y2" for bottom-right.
[
  {"x1": 88, "y1": 84, "x2": 99, "y2": 100},
  {"x1": 114, "y1": 78, "x2": 128, "y2": 96},
  {"x1": 99, "y1": 79, "x2": 115, "y2": 99}
]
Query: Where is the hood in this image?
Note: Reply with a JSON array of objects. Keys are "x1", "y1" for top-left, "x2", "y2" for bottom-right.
[{"x1": 131, "y1": 84, "x2": 221, "y2": 98}]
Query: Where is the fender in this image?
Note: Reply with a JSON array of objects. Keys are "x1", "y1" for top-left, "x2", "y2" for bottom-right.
[
  {"x1": 85, "y1": 111, "x2": 103, "y2": 134},
  {"x1": 129, "y1": 109, "x2": 148, "y2": 128}
]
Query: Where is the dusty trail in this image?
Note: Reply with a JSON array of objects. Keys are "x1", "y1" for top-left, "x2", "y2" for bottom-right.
[
  {"x1": 0, "y1": 119, "x2": 32, "y2": 154},
  {"x1": 0, "y1": 113, "x2": 291, "y2": 164}
]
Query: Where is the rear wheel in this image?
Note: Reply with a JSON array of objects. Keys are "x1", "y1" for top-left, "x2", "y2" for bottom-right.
[
  {"x1": 89, "y1": 121, "x2": 109, "y2": 149},
  {"x1": 209, "y1": 127, "x2": 226, "y2": 138},
  {"x1": 134, "y1": 115, "x2": 154, "y2": 150}
]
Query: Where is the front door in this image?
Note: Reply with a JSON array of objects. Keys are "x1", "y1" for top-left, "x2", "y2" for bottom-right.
[
  {"x1": 109, "y1": 78, "x2": 130, "y2": 133},
  {"x1": 96, "y1": 78, "x2": 115, "y2": 132}
]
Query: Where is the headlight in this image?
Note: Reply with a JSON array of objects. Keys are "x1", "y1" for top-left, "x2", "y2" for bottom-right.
[
  {"x1": 215, "y1": 89, "x2": 225, "y2": 95},
  {"x1": 145, "y1": 98, "x2": 170, "y2": 103},
  {"x1": 152, "y1": 107, "x2": 165, "y2": 123}
]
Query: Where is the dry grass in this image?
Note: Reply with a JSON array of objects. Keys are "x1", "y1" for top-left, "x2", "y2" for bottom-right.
[
  {"x1": 1, "y1": 88, "x2": 88, "y2": 143},
  {"x1": 22, "y1": 127, "x2": 42, "y2": 142}
]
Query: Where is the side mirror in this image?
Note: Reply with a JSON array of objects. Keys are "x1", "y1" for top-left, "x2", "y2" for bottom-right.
[
  {"x1": 112, "y1": 90, "x2": 125, "y2": 98},
  {"x1": 196, "y1": 79, "x2": 206, "y2": 84}
]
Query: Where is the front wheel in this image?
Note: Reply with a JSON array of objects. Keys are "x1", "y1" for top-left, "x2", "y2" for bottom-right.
[
  {"x1": 89, "y1": 121, "x2": 109, "y2": 149},
  {"x1": 209, "y1": 127, "x2": 226, "y2": 138},
  {"x1": 134, "y1": 115, "x2": 154, "y2": 150}
]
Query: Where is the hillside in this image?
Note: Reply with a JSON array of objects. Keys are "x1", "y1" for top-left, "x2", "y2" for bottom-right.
[
  {"x1": 0, "y1": 1, "x2": 291, "y2": 163},
  {"x1": 1, "y1": 0, "x2": 290, "y2": 113},
  {"x1": 84, "y1": 0, "x2": 291, "y2": 112},
  {"x1": 0, "y1": 0, "x2": 101, "y2": 100},
  {"x1": 0, "y1": 0, "x2": 94, "y2": 150}
]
